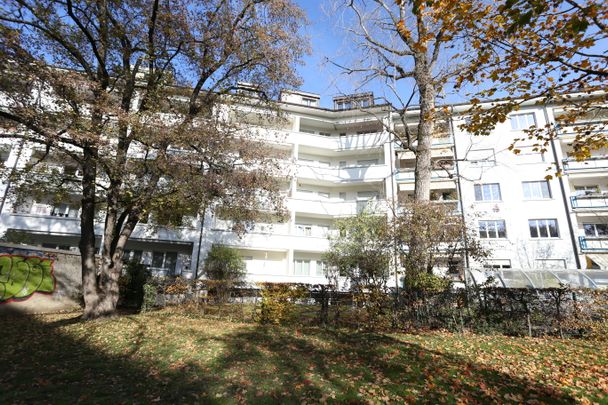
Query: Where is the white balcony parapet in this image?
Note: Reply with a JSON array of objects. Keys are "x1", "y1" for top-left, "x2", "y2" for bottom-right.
[
  {"x1": 571, "y1": 194, "x2": 608, "y2": 210},
  {"x1": 296, "y1": 163, "x2": 388, "y2": 183},
  {"x1": 288, "y1": 198, "x2": 387, "y2": 217},
  {"x1": 563, "y1": 157, "x2": 608, "y2": 172}
]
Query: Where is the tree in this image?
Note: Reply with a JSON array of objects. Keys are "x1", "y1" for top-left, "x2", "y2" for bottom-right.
[
  {"x1": 456, "y1": 0, "x2": 608, "y2": 161},
  {"x1": 203, "y1": 244, "x2": 246, "y2": 303},
  {"x1": 0, "y1": 0, "x2": 308, "y2": 318},
  {"x1": 323, "y1": 210, "x2": 392, "y2": 290},
  {"x1": 394, "y1": 201, "x2": 488, "y2": 289},
  {"x1": 334, "y1": 0, "x2": 490, "y2": 274}
]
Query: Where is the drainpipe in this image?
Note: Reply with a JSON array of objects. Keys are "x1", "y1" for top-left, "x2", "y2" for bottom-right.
[
  {"x1": 448, "y1": 108, "x2": 470, "y2": 269},
  {"x1": 542, "y1": 105, "x2": 581, "y2": 269},
  {"x1": 387, "y1": 116, "x2": 400, "y2": 299},
  {"x1": 193, "y1": 202, "x2": 209, "y2": 279},
  {"x1": 0, "y1": 138, "x2": 26, "y2": 216}
]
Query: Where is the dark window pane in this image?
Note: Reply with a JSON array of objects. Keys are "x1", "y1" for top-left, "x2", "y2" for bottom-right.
[
  {"x1": 548, "y1": 220, "x2": 559, "y2": 237},
  {"x1": 152, "y1": 252, "x2": 164, "y2": 268},
  {"x1": 478, "y1": 221, "x2": 487, "y2": 238},
  {"x1": 597, "y1": 224, "x2": 608, "y2": 236},
  {"x1": 165, "y1": 252, "x2": 177, "y2": 272},
  {"x1": 539, "y1": 220, "x2": 549, "y2": 237},
  {"x1": 529, "y1": 220, "x2": 539, "y2": 238},
  {"x1": 584, "y1": 224, "x2": 595, "y2": 236}
]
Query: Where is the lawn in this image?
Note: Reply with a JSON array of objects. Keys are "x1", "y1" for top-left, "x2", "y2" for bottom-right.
[{"x1": 1, "y1": 308, "x2": 606, "y2": 404}]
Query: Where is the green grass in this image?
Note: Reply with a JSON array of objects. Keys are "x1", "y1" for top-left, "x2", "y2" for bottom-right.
[{"x1": 1, "y1": 307, "x2": 606, "y2": 404}]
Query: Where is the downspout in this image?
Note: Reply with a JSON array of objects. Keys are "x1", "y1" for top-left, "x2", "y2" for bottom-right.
[
  {"x1": 448, "y1": 107, "x2": 470, "y2": 269},
  {"x1": 387, "y1": 113, "x2": 400, "y2": 299},
  {"x1": 0, "y1": 138, "x2": 26, "y2": 216},
  {"x1": 542, "y1": 105, "x2": 581, "y2": 269},
  {"x1": 193, "y1": 202, "x2": 209, "y2": 279}
]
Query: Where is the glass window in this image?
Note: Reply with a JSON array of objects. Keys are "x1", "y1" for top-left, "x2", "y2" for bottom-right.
[
  {"x1": 574, "y1": 185, "x2": 599, "y2": 196},
  {"x1": 529, "y1": 219, "x2": 559, "y2": 238},
  {"x1": 468, "y1": 149, "x2": 496, "y2": 167},
  {"x1": 152, "y1": 252, "x2": 165, "y2": 268},
  {"x1": 338, "y1": 161, "x2": 347, "y2": 167},
  {"x1": 584, "y1": 223, "x2": 608, "y2": 237},
  {"x1": 339, "y1": 192, "x2": 347, "y2": 200},
  {"x1": 474, "y1": 183, "x2": 501, "y2": 201},
  {"x1": 522, "y1": 181, "x2": 551, "y2": 199},
  {"x1": 294, "y1": 259, "x2": 310, "y2": 275},
  {"x1": 509, "y1": 113, "x2": 536, "y2": 130},
  {"x1": 478, "y1": 220, "x2": 506, "y2": 239},
  {"x1": 357, "y1": 159, "x2": 378, "y2": 166},
  {"x1": 296, "y1": 224, "x2": 312, "y2": 236},
  {"x1": 164, "y1": 252, "x2": 177, "y2": 272},
  {"x1": 316, "y1": 261, "x2": 327, "y2": 276}
]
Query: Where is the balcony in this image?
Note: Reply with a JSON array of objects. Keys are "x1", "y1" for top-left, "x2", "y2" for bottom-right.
[
  {"x1": 288, "y1": 131, "x2": 390, "y2": 150},
  {"x1": 288, "y1": 198, "x2": 387, "y2": 217},
  {"x1": 395, "y1": 168, "x2": 455, "y2": 183},
  {"x1": 579, "y1": 236, "x2": 608, "y2": 252},
  {"x1": 563, "y1": 157, "x2": 608, "y2": 174},
  {"x1": 296, "y1": 163, "x2": 388, "y2": 183},
  {"x1": 571, "y1": 194, "x2": 608, "y2": 210}
]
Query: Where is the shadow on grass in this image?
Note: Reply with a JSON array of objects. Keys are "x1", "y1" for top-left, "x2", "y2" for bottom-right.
[{"x1": 0, "y1": 310, "x2": 576, "y2": 404}]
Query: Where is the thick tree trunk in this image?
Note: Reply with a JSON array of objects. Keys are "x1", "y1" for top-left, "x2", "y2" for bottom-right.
[
  {"x1": 80, "y1": 147, "x2": 105, "y2": 319},
  {"x1": 408, "y1": 55, "x2": 436, "y2": 279}
]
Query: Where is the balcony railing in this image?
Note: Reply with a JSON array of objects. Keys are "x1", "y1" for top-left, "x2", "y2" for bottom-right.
[
  {"x1": 395, "y1": 168, "x2": 455, "y2": 182},
  {"x1": 571, "y1": 194, "x2": 608, "y2": 209},
  {"x1": 296, "y1": 163, "x2": 388, "y2": 183},
  {"x1": 579, "y1": 236, "x2": 608, "y2": 252},
  {"x1": 563, "y1": 157, "x2": 608, "y2": 172},
  {"x1": 289, "y1": 198, "x2": 387, "y2": 217}
]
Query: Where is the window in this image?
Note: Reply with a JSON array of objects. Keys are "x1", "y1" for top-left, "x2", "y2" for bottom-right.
[
  {"x1": 51, "y1": 203, "x2": 79, "y2": 218},
  {"x1": 151, "y1": 251, "x2": 178, "y2": 273},
  {"x1": 316, "y1": 261, "x2": 327, "y2": 276},
  {"x1": 484, "y1": 259, "x2": 512, "y2": 269},
  {"x1": 517, "y1": 146, "x2": 546, "y2": 163},
  {"x1": 0, "y1": 145, "x2": 11, "y2": 163},
  {"x1": 339, "y1": 192, "x2": 347, "y2": 200},
  {"x1": 294, "y1": 259, "x2": 310, "y2": 275},
  {"x1": 300, "y1": 129, "x2": 316, "y2": 134},
  {"x1": 474, "y1": 183, "x2": 502, "y2": 201},
  {"x1": 529, "y1": 219, "x2": 559, "y2": 238},
  {"x1": 357, "y1": 191, "x2": 379, "y2": 200},
  {"x1": 338, "y1": 161, "x2": 347, "y2": 167},
  {"x1": 509, "y1": 113, "x2": 536, "y2": 130},
  {"x1": 357, "y1": 159, "x2": 378, "y2": 166},
  {"x1": 468, "y1": 149, "x2": 496, "y2": 167},
  {"x1": 478, "y1": 220, "x2": 507, "y2": 239},
  {"x1": 574, "y1": 185, "x2": 599, "y2": 196},
  {"x1": 522, "y1": 181, "x2": 552, "y2": 199},
  {"x1": 318, "y1": 192, "x2": 330, "y2": 199},
  {"x1": 319, "y1": 132, "x2": 331, "y2": 136},
  {"x1": 296, "y1": 224, "x2": 312, "y2": 236},
  {"x1": 584, "y1": 223, "x2": 608, "y2": 237},
  {"x1": 302, "y1": 97, "x2": 317, "y2": 107}
]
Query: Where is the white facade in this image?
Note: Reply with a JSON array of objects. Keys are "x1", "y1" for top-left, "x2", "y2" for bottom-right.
[{"x1": 0, "y1": 90, "x2": 606, "y2": 283}]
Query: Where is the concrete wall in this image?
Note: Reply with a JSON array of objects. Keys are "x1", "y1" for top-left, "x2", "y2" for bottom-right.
[{"x1": 0, "y1": 244, "x2": 82, "y2": 314}]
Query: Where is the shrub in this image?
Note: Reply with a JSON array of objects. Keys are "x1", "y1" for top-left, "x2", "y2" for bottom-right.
[
  {"x1": 257, "y1": 283, "x2": 308, "y2": 325},
  {"x1": 203, "y1": 244, "x2": 246, "y2": 304},
  {"x1": 119, "y1": 261, "x2": 151, "y2": 308},
  {"x1": 141, "y1": 283, "x2": 157, "y2": 312}
]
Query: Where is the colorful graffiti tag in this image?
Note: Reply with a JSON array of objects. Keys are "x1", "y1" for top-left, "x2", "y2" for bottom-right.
[{"x1": 0, "y1": 255, "x2": 55, "y2": 303}]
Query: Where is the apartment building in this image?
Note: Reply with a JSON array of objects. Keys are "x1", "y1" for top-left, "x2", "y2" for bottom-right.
[{"x1": 0, "y1": 90, "x2": 606, "y2": 284}]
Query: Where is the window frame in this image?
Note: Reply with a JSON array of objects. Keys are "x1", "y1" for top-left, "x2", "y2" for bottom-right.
[
  {"x1": 528, "y1": 219, "x2": 560, "y2": 238},
  {"x1": 509, "y1": 112, "x2": 537, "y2": 131},
  {"x1": 522, "y1": 180, "x2": 552, "y2": 200},
  {"x1": 478, "y1": 219, "x2": 507, "y2": 239},
  {"x1": 474, "y1": 183, "x2": 502, "y2": 202}
]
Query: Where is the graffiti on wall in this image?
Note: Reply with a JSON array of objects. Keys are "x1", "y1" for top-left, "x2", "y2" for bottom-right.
[{"x1": 0, "y1": 255, "x2": 55, "y2": 303}]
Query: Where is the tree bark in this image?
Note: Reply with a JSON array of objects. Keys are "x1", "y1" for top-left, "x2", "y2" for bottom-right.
[{"x1": 80, "y1": 146, "x2": 103, "y2": 319}]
